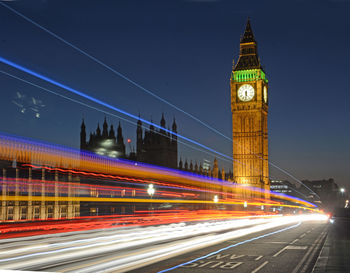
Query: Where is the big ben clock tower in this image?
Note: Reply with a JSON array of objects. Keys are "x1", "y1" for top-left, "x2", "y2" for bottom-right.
[{"x1": 230, "y1": 19, "x2": 270, "y2": 198}]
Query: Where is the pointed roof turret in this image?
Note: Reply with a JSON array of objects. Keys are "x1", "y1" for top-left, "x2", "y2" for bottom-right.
[
  {"x1": 109, "y1": 124, "x2": 115, "y2": 138},
  {"x1": 117, "y1": 121, "x2": 122, "y2": 135},
  {"x1": 96, "y1": 123, "x2": 101, "y2": 137},
  {"x1": 240, "y1": 18, "x2": 255, "y2": 43},
  {"x1": 102, "y1": 117, "x2": 108, "y2": 138},
  {"x1": 179, "y1": 158, "x2": 183, "y2": 170},
  {"x1": 81, "y1": 118, "x2": 86, "y2": 129},
  {"x1": 172, "y1": 117, "x2": 177, "y2": 132},
  {"x1": 80, "y1": 118, "x2": 87, "y2": 149},
  {"x1": 184, "y1": 160, "x2": 188, "y2": 171},
  {"x1": 117, "y1": 121, "x2": 124, "y2": 145},
  {"x1": 137, "y1": 113, "x2": 142, "y2": 126},
  {"x1": 150, "y1": 118, "x2": 155, "y2": 132},
  {"x1": 160, "y1": 113, "x2": 166, "y2": 129}
]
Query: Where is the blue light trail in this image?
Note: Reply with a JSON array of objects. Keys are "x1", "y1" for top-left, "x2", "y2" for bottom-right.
[
  {"x1": 0, "y1": 57, "x2": 319, "y2": 199},
  {"x1": 0, "y1": 56, "x2": 233, "y2": 162},
  {"x1": 0, "y1": 1, "x2": 232, "y2": 142},
  {"x1": 0, "y1": 69, "x2": 232, "y2": 165},
  {"x1": 0, "y1": 2, "x2": 319, "y2": 198}
]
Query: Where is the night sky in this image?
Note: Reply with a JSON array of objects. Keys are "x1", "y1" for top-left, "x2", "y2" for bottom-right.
[{"x1": 0, "y1": 0, "x2": 349, "y2": 189}]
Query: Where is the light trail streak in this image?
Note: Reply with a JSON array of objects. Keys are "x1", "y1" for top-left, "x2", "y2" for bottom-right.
[
  {"x1": 2, "y1": 219, "x2": 252, "y2": 257},
  {"x1": 0, "y1": 211, "x2": 278, "y2": 238},
  {"x1": 0, "y1": 195, "x2": 317, "y2": 211},
  {"x1": 0, "y1": 67, "x2": 319, "y2": 201},
  {"x1": 0, "y1": 3, "x2": 320, "y2": 199},
  {"x1": 0, "y1": 59, "x2": 295, "y2": 191},
  {"x1": 0, "y1": 218, "x2": 276, "y2": 266},
  {"x1": 0, "y1": 1, "x2": 231, "y2": 142},
  {"x1": 0, "y1": 132, "x2": 317, "y2": 208},
  {"x1": 158, "y1": 213, "x2": 328, "y2": 273},
  {"x1": 63, "y1": 215, "x2": 327, "y2": 273},
  {"x1": 157, "y1": 221, "x2": 302, "y2": 273},
  {"x1": 0, "y1": 69, "x2": 233, "y2": 165},
  {"x1": 0, "y1": 215, "x2": 327, "y2": 272},
  {"x1": 0, "y1": 56, "x2": 232, "y2": 162}
]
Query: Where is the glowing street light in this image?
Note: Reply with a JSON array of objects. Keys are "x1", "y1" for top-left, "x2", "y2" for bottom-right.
[
  {"x1": 147, "y1": 184, "x2": 155, "y2": 216},
  {"x1": 213, "y1": 195, "x2": 219, "y2": 203},
  {"x1": 243, "y1": 201, "x2": 247, "y2": 208},
  {"x1": 147, "y1": 184, "x2": 155, "y2": 197},
  {"x1": 340, "y1": 188, "x2": 345, "y2": 193}
]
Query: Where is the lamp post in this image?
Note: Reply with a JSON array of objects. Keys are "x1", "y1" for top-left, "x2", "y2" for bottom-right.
[
  {"x1": 340, "y1": 188, "x2": 346, "y2": 208},
  {"x1": 213, "y1": 195, "x2": 219, "y2": 210},
  {"x1": 244, "y1": 201, "x2": 247, "y2": 208},
  {"x1": 147, "y1": 184, "x2": 155, "y2": 215}
]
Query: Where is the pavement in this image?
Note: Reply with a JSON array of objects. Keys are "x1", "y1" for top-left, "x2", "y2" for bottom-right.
[{"x1": 312, "y1": 210, "x2": 350, "y2": 273}]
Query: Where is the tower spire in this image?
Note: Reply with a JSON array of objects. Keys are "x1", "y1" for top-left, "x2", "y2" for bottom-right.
[
  {"x1": 80, "y1": 118, "x2": 86, "y2": 150},
  {"x1": 102, "y1": 116, "x2": 108, "y2": 138},
  {"x1": 240, "y1": 18, "x2": 255, "y2": 43},
  {"x1": 234, "y1": 18, "x2": 262, "y2": 71}
]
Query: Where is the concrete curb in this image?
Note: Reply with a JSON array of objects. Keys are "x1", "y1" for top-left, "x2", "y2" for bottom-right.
[{"x1": 312, "y1": 231, "x2": 331, "y2": 273}]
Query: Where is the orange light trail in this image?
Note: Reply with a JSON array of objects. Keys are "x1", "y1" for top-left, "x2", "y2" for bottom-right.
[{"x1": 0, "y1": 133, "x2": 316, "y2": 208}]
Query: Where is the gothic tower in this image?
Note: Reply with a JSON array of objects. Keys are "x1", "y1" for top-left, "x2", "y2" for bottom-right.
[
  {"x1": 80, "y1": 119, "x2": 86, "y2": 150},
  {"x1": 230, "y1": 19, "x2": 270, "y2": 198}
]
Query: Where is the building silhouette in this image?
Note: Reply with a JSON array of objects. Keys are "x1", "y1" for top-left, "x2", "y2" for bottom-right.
[
  {"x1": 136, "y1": 114, "x2": 178, "y2": 169},
  {"x1": 81, "y1": 117, "x2": 126, "y2": 159},
  {"x1": 80, "y1": 114, "x2": 178, "y2": 169}
]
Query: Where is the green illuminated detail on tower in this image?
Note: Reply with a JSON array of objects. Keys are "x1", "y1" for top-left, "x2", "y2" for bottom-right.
[{"x1": 231, "y1": 69, "x2": 268, "y2": 83}]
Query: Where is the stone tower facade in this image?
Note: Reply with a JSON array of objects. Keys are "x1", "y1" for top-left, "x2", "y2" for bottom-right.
[{"x1": 230, "y1": 19, "x2": 270, "y2": 197}]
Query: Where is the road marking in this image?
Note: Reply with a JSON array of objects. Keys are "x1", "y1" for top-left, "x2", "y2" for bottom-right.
[
  {"x1": 269, "y1": 241, "x2": 287, "y2": 244},
  {"x1": 291, "y1": 238, "x2": 299, "y2": 244},
  {"x1": 291, "y1": 229, "x2": 328, "y2": 273},
  {"x1": 273, "y1": 246, "x2": 287, "y2": 257},
  {"x1": 300, "y1": 233, "x2": 306, "y2": 238},
  {"x1": 251, "y1": 261, "x2": 268, "y2": 273},
  {"x1": 255, "y1": 255, "x2": 263, "y2": 261},
  {"x1": 273, "y1": 245, "x2": 307, "y2": 257},
  {"x1": 306, "y1": 230, "x2": 311, "y2": 234},
  {"x1": 158, "y1": 222, "x2": 302, "y2": 273}
]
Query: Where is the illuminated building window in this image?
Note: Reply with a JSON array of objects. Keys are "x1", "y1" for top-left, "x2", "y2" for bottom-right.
[{"x1": 21, "y1": 207, "x2": 27, "y2": 220}]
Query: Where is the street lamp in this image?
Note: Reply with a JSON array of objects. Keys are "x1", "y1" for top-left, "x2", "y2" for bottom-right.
[
  {"x1": 213, "y1": 195, "x2": 219, "y2": 203},
  {"x1": 340, "y1": 188, "x2": 345, "y2": 193},
  {"x1": 147, "y1": 184, "x2": 155, "y2": 197},
  {"x1": 147, "y1": 184, "x2": 155, "y2": 215}
]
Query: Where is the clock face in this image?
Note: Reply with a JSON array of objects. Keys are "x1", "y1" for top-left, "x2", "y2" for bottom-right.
[
  {"x1": 237, "y1": 84, "x2": 255, "y2": 102},
  {"x1": 263, "y1": 86, "x2": 268, "y2": 103}
]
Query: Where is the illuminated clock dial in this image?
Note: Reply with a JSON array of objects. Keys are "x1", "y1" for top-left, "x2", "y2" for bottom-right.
[
  {"x1": 263, "y1": 86, "x2": 268, "y2": 103},
  {"x1": 237, "y1": 84, "x2": 255, "y2": 102}
]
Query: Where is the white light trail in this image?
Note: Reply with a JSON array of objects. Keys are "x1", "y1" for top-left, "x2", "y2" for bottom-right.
[{"x1": 0, "y1": 214, "x2": 327, "y2": 272}]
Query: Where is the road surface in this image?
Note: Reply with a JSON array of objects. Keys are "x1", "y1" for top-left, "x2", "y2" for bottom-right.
[{"x1": 0, "y1": 215, "x2": 328, "y2": 273}]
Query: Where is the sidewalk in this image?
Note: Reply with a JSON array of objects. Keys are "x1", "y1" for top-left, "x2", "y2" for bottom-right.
[{"x1": 313, "y1": 220, "x2": 350, "y2": 272}]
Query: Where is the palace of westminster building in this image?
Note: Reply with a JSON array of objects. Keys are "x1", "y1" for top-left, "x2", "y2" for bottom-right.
[{"x1": 0, "y1": 19, "x2": 269, "y2": 221}]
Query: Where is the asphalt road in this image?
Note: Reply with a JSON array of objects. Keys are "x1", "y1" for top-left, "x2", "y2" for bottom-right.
[
  {"x1": 0, "y1": 216, "x2": 328, "y2": 273},
  {"x1": 131, "y1": 220, "x2": 328, "y2": 273}
]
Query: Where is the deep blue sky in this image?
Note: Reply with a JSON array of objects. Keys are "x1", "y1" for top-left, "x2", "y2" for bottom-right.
[{"x1": 0, "y1": 0, "x2": 349, "y2": 189}]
